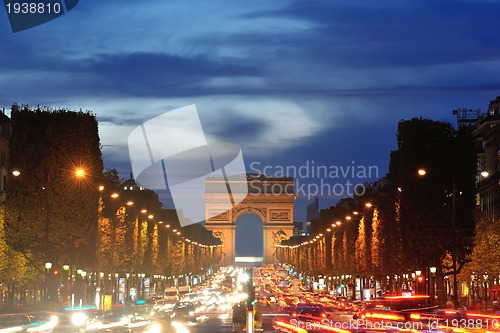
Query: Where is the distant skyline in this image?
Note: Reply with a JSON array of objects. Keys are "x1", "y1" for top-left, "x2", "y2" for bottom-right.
[{"x1": 2, "y1": 0, "x2": 500, "y2": 225}]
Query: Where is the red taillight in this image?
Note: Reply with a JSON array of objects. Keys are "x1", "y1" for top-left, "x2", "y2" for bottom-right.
[{"x1": 410, "y1": 313, "x2": 421, "y2": 320}]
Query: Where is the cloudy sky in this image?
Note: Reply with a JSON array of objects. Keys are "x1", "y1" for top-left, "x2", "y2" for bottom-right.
[{"x1": 2, "y1": 0, "x2": 500, "y2": 255}]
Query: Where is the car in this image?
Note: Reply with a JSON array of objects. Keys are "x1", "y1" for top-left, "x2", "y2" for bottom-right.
[
  {"x1": 353, "y1": 296, "x2": 437, "y2": 326},
  {"x1": 145, "y1": 317, "x2": 192, "y2": 333},
  {"x1": 84, "y1": 311, "x2": 149, "y2": 333},
  {"x1": 0, "y1": 313, "x2": 59, "y2": 333},
  {"x1": 323, "y1": 305, "x2": 337, "y2": 318},
  {"x1": 170, "y1": 302, "x2": 197, "y2": 322},
  {"x1": 336, "y1": 299, "x2": 352, "y2": 311},
  {"x1": 290, "y1": 304, "x2": 329, "y2": 322}
]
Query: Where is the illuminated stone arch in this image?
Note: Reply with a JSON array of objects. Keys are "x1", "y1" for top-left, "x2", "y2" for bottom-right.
[{"x1": 204, "y1": 174, "x2": 296, "y2": 266}]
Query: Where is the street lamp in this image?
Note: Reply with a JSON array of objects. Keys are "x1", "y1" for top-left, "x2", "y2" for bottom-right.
[
  {"x1": 75, "y1": 169, "x2": 85, "y2": 178},
  {"x1": 62, "y1": 264, "x2": 71, "y2": 301},
  {"x1": 44, "y1": 262, "x2": 52, "y2": 302},
  {"x1": 429, "y1": 267, "x2": 437, "y2": 306},
  {"x1": 415, "y1": 270, "x2": 422, "y2": 295}
]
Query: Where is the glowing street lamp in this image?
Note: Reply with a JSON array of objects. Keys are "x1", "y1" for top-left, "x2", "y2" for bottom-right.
[
  {"x1": 417, "y1": 168, "x2": 427, "y2": 176},
  {"x1": 75, "y1": 169, "x2": 85, "y2": 177}
]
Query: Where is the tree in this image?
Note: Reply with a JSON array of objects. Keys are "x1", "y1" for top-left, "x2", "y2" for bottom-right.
[
  {"x1": 5, "y1": 104, "x2": 103, "y2": 271},
  {"x1": 388, "y1": 117, "x2": 476, "y2": 306}
]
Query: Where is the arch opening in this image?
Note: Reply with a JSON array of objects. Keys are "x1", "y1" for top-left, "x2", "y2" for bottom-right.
[{"x1": 235, "y1": 213, "x2": 264, "y2": 263}]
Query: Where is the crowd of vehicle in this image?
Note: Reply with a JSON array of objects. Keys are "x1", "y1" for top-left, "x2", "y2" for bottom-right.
[
  {"x1": 252, "y1": 266, "x2": 500, "y2": 333},
  {"x1": 2, "y1": 266, "x2": 500, "y2": 333},
  {"x1": 0, "y1": 266, "x2": 254, "y2": 333}
]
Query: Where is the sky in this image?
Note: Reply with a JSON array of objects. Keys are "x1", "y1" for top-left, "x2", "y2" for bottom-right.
[{"x1": 2, "y1": 0, "x2": 500, "y2": 256}]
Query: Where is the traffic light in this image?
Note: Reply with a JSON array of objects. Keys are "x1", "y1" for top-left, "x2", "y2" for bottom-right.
[
  {"x1": 52, "y1": 268, "x2": 60, "y2": 276},
  {"x1": 246, "y1": 283, "x2": 255, "y2": 310},
  {"x1": 417, "y1": 275, "x2": 424, "y2": 283}
]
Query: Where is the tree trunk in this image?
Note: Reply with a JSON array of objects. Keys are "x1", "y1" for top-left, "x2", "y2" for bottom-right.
[{"x1": 436, "y1": 268, "x2": 447, "y2": 307}]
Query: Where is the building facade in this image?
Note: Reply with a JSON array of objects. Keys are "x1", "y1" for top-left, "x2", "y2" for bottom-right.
[
  {"x1": 473, "y1": 96, "x2": 500, "y2": 222},
  {"x1": 0, "y1": 109, "x2": 11, "y2": 202}
]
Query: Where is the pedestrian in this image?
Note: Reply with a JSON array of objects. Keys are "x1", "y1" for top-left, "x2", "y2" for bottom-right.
[
  {"x1": 446, "y1": 298, "x2": 454, "y2": 309},
  {"x1": 237, "y1": 301, "x2": 246, "y2": 330},
  {"x1": 232, "y1": 303, "x2": 239, "y2": 331}
]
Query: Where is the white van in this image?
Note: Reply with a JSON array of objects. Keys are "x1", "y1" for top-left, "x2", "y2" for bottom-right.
[
  {"x1": 178, "y1": 285, "x2": 190, "y2": 297},
  {"x1": 164, "y1": 287, "x2": 179, "y2": 301}
]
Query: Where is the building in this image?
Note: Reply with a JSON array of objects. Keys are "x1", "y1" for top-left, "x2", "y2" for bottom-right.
[
  {"x1": 0, "y1": 109, "x2": 11, "y2": 201},
  {"x1": 306, "y1": 196, "x2": 319, "y2": 235},
  {"x1": 473, "y1": 96, "x2": 500, "y2": 222},
  {"x1": 293, "y1": 221, "x2": 304, "y2": 237}
]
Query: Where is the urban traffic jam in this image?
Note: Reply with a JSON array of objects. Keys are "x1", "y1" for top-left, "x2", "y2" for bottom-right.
[{"x1": 0, "y1": 265, "x2": 499, "y2": 333}]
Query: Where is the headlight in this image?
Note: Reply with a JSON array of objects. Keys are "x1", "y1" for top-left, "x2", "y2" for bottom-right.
[
  {"x1": 71, "y1": 313, "x2": 88, "y2": 326},
  {"x1": 148, "y1": 323, "x2": 161, "y2": 333},
  {"x1": 171, "y1": 321, "x2": 190, "y2": 333}
]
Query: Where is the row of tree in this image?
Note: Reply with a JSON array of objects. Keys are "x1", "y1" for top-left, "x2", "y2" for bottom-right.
[
  {"x1": 277, "y1": 117, "x2": 489, "y2": 307},
  {"x1": 0, "y1": 105, "x2": 222, "y2": 302}
]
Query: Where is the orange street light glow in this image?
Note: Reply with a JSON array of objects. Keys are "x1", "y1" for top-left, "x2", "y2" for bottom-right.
[
  {"x1": 75, "y1": 169, "x2": 85, "y2": 177},
  {"x1": 418, "y1": 168, "x2": 427, "y2": 176}
]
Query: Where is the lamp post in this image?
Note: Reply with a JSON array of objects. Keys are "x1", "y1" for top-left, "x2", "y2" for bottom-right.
[
  {"x1": 429, "y1": 266, "x2": 437, "y2": 306},
  {"x1": 63, "y1": 264, "x2": 70, "y2": 304},
  {"x1": 483, "y1": 273, "x2": 489, "y2": 310},
  {"x1": 417, "y1": 168, "x2": 464, "y2": 307},
  {"x1": 415, "y1": 270, "x2": 422, "y2": 295},
  {"x1": 44, "y1": 262, "x2": 52, "y2": 303},
  {"x1": 12, "y1": 167, "x2": 86, "y2": 305},
  {"x1": 471, "y1": 274, "x2": 476, "y2": 308}
]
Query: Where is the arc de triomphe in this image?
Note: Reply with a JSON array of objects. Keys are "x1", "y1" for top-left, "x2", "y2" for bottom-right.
[{"x1": 204, "y1": 174, "x2": 296, "y2": 266}]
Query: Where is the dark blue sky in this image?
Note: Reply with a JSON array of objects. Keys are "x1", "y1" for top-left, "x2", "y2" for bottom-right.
[{"x1": 2, "y1": 1, "x2": 500, "y2": 237}]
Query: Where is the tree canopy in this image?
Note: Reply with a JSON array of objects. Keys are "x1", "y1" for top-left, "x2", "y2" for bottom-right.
[{"x1": 5, "y1": 104, "x2": 104, "y2": 270}]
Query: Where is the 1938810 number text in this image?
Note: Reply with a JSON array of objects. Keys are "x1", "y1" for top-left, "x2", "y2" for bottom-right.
[{"x1": 5, "y1": 2, "x2": 62, "y2": 14}]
